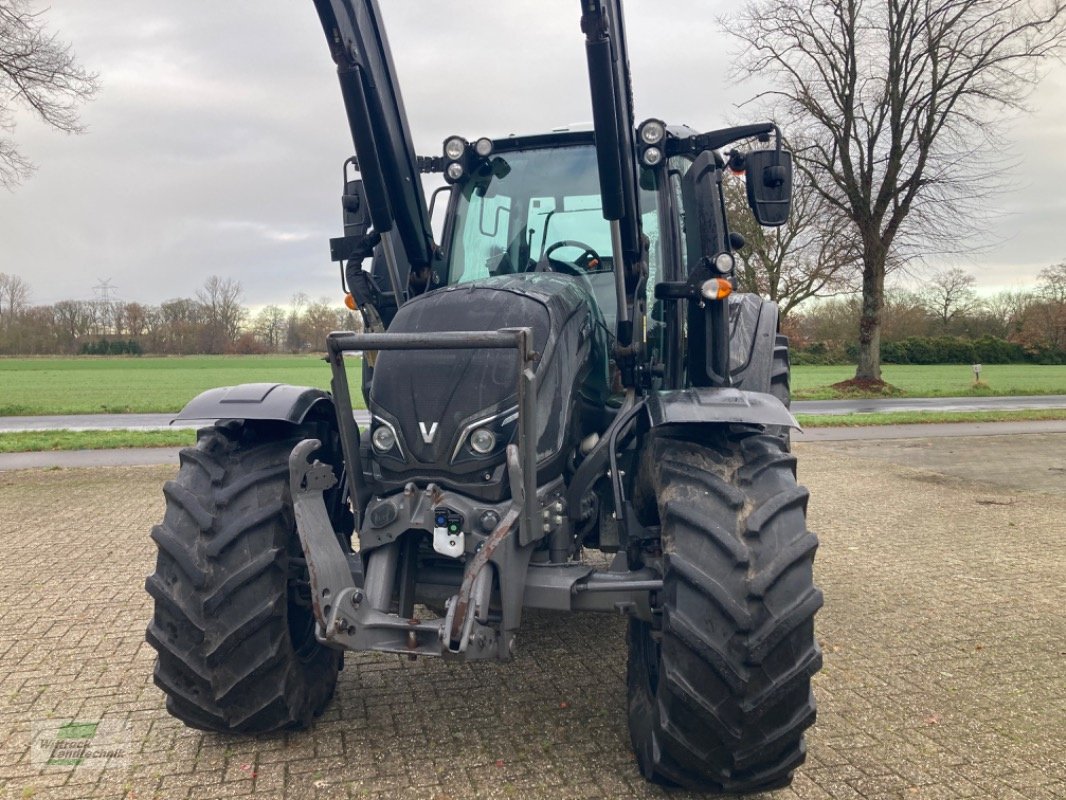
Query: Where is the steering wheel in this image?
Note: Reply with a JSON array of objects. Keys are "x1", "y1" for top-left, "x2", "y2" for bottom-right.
[{"x1": 543, "y1": 240, "x2": 603, "y2": 276}]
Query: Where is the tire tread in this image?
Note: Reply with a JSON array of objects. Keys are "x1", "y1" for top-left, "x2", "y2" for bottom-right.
[
  {"x1": 145, "y1": 424, "x2": 340, "y2": 734},
  {"x1": 627, "y1": 430, "x2": 822, "y2": 792}
]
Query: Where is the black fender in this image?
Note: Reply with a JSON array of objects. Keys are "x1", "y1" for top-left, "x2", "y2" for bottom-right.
[
  {"x1": 565, "y1": 387, "x2": 798, "y2": 533},
  {"x1": 174, "y1": 383, "x2": 337, "y2": 426},
  {"x1": 727, "y1": 293, "x2": 780, "y2": 394},
  {"x1": 645, "y1": 387, "x2": 799, "y2": 430}
]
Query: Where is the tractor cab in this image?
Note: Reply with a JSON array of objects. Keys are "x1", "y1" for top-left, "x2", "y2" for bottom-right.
[{"x1": 438, "y1": 130, "x2": 662, "y2": 337}]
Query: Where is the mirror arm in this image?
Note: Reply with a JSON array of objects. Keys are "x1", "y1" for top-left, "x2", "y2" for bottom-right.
[{"x1": 667, "y1": 122, "x2": 782, "y2": 158}]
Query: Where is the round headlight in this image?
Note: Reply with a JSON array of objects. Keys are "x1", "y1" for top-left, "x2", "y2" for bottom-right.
[
  {"x1": 443, "y1": 136, "x2": 466, "y2": 161},
  {"x1": 469, "y1": 428, "x2": 496, "y2": 455},
  {"x1": 372, "y1": 425, "x2": 396, "y2": 453},
  {"x1": 713, "y1": 252, "x2": 736, "y2": 274},
  {"x1": 445, "y1": 162, "x2": 464, "y2": 181},
  {"x1": 474, "y1": 137, "x2": 494, "y2": 157},
  {"x1": 639, "y1": 119, "x2": 666, "y2": 145},
  {"x1": 642, "y1": 146, "x2": 663, "y2": 167}
]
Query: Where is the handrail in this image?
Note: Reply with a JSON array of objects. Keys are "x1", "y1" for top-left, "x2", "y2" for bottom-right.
[{"x1": 324, "y1": 328, "x2": 539, "y2": 545}]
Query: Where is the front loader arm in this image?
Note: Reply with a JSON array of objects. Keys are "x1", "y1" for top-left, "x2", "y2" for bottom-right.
[
  {"x1": 579, "y1": 0, "x2": 643, "y2": 344},
  {"x1": 313, "y1": 0, "x2": 435, "y2": 283}
]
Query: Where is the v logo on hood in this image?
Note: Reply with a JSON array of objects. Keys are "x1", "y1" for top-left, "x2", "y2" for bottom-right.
[{"x1": 418, "y1": 421, "x2": 439, "y2": 444}]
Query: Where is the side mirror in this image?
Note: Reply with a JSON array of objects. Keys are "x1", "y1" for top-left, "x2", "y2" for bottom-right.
[
  {"x1": 330, "y1": 179, "x2": 379, "y2": 264},
  {"x1": 744, "y1": 148, "x2": 792, "y2": 227}
]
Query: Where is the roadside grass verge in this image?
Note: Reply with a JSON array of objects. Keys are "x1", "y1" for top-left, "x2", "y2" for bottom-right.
[
  {"x1": 3, "y1": 409, "x2": 1064, "y2": 452},
  {"x1": 796, "y1": 408, "x2": 1066, "y2": 427},
  {"x1": 0, "y1": 429, "x2": 196, "y2": 453},
  {"x1": 792, "y1": 364, "x2": 1066, "y2": 400}
]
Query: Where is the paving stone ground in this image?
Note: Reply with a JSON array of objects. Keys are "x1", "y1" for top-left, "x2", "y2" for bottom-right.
[{"x1": 0, "y1": 435, "x2": 1063, "y2": 800}]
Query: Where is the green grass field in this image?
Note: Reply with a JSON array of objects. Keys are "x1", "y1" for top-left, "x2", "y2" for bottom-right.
[
  {"x1": 0, "y1": 356, "x2": 1063, "y2": 416},
  {"x1": 0, "y1": 355, "x2": 360, "y2": 415},
  {"x1": 791, "y1": 363, "x2": 1066, "y2": 400}
]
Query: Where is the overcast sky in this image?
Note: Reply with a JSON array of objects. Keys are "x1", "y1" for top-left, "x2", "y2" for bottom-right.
[{"x1": 1, "y1": 1, "x2": 1063, "y2": 308}]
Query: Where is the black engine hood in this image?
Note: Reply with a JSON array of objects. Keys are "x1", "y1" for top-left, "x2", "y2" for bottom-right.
[{"x1": 367, "y1": 273, "x2": 609, "y2": 496}]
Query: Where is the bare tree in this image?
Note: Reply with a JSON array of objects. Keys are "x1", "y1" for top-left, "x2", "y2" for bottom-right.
[
  {"x1": 922, "y1": 267, "x2": 979, "y2": 330},
  {"x1": 196, "y1": 276, "x2": 245, "y2": 354},
  {"x1": 286, "y1": 292, "x2": 309, "y2": 352},
  {"x1": 121, "y1": 301, "x2": 149, "y2": 337},
  {"x1": 728, "y1": 0, "x2": 1066, "y2": 382},
  {"x1": 1018, "y1": 261, "x2": 1066, "y2": 350},
  {"x1": 0, "y1": 0, "x2": 99, "y2": 187},
  {"x1": 1039, "y1": 261, "x2": 1066, "y2": 303},
  {"x1": 51, "y1": 298, "x2": 92, "y2": 351},
  {"x1": 725, "y1": 170, "x2": 859, "y2": 318},
  {"x1": 159, "y1": 298, "x2": 205, "y2": 355},
  {"x1": 0, "y1": 271, "x2": 30, "y2": 325},
  {"x1": 880, "y1": 290, "x2": 936, "y2": 341},
  {"x1": 300, "y1": 299, "x2": 347, "y2": 353},
  {"x1": 253, "y1": 304, "x2": 288, "y2": 352},
  {"x1": 982, "y1": 289, "x2": 1033, "y2": 339}
]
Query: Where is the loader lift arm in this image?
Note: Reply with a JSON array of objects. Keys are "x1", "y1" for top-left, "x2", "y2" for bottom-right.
[
  {"x1": 313, "y1": 0, "x2": 437, "y2": 304},
  {"x1": 579, "y1": 0, "x2": 643, "y2": 347}
]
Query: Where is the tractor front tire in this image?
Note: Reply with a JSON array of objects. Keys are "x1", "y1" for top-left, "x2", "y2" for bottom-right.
[
  {"x1": 628, "y1": 430, "x2": 823, "y2": 792},
  {"x1": 145, "y1": 421, "x2": 342, "y2": 733}
]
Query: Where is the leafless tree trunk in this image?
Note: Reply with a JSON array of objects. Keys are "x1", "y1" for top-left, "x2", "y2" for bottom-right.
[
  {"x1": 727, "y1": 0, "x2": 1066, "y2": 381},
  {"x1": 0, "y1": 0, "x2": 99, "y2": 187}
]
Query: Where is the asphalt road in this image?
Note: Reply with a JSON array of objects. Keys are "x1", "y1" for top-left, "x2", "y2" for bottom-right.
[{"x1": 2, "y1": 394, "x2": 1065, "y2": 432}]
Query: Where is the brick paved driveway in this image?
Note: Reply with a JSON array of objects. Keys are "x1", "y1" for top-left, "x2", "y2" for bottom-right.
[{"x1": 0, "y1": 435, "x2": 1062, "y2": 799}]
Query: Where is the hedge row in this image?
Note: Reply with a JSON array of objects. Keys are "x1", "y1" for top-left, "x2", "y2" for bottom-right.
[
  {"x1": 792, "y1": 336, "x2": 1065, "y2": 366},
  {"x1": 78, "y1": 339, "x2": 144, "y2": 356}
]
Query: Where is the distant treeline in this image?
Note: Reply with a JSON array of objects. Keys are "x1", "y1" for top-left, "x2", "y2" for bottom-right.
[
  {"x1": 0, "y1": 274, "x2": 360, "y2": 356},
  {"x1": 1, "y1": 268, "x2": 1063, "y2": 363},
  {"x1": 785, "y1": 266, "x2": 1066, "y2": 365}
]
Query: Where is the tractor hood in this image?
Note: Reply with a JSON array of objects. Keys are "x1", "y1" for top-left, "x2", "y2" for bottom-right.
[{"x1": 367, "y1": 273, "x2": 609, "y2": 499}]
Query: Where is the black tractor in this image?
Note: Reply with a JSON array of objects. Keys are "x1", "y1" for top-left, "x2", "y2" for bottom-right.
[{"x1": 145, "y1": 0, "x2": 822, "y2": 792}]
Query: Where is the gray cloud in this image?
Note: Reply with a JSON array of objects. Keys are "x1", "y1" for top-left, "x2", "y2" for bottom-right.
[{"x1": 0, "y1": 0, "x2": 1062, "y2": 309}]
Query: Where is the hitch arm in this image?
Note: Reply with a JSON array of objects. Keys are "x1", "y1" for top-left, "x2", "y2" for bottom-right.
[{"x1": 289, "y1": 439, "x2": 361, "y2": 638}]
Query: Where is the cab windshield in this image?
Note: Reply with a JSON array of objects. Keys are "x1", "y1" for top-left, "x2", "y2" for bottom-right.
[{"x1": 445, "y1": 144, "x2": 660, "y2": 330}]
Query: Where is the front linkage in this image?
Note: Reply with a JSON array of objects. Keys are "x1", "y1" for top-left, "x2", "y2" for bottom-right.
[
  {"x1": 290, "y1": 437, "x2": 515, "y2": 660},
  {"x1": 287, "y1": 327, "x2": 803, "y2": 665},
  {"x1": 288, "y1": 328, "x2": 666, "y2": 662}
]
